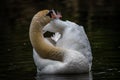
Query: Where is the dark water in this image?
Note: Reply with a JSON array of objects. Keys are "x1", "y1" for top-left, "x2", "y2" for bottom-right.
[{"x1": 0, "y1": 0, "x2": 120, "y2": 80}]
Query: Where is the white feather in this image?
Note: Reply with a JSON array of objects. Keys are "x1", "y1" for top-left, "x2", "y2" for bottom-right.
[{"x1": 33, "y1": 19, "x2": 92, "y2": 74}]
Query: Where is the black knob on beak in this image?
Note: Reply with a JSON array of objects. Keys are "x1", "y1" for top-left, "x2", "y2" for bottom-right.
[{"x1": 46, "y1": 10, "x2": 53, "y2": 18}]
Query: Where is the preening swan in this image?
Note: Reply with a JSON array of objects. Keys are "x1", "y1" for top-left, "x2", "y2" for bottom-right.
[{"x1": 29, "y1": 10, "x2": 91, "y2": 74}]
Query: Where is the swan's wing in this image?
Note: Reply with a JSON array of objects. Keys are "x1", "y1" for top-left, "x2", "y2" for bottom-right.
[
  {"x1": 55, "y1": 20, "x2": 92, "y2": 67},
  {"x1": 43, "y1": 22, "x2": 53, "y2": 33},
  {"x1": 43, "y1": 21, "x2": 58, "y2": 33},
  {"x1": 66, "y1": 20, "x2": 92, "y2": 51}
]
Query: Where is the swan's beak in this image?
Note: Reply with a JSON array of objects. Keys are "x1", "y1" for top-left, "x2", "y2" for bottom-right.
[
  {"x1": 51, "y1": 10, "x2": 62, "y2": 19},
  {"x1": 46, "y1": 10, "x2": 62, "y2": 19}
]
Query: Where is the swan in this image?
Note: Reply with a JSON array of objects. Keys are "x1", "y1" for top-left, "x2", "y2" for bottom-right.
[
  {"x1": 43, "y1": 11, "x2": 92, "y2": 70},
  {"x1": 29, "y1": 10, "x2": 90, "y2": 74}
]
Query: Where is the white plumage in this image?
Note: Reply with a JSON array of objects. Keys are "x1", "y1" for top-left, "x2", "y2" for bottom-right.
[{"x1": 43, "y1": 19, "x2": 92, "y2": 70}]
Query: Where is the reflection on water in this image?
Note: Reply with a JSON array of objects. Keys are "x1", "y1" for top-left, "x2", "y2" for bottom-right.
[
  {"x1": 36, "y1": 72, "x2": 92, "y2": 80},
  {"x1": 0, "y1": 0, "x2": 120, "y2": 80}
]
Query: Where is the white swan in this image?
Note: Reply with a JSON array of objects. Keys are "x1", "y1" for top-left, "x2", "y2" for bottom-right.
[
  {"x1": 29, "y1": 10, "x2": 90, "y2": 74},
  {"x1": 43, "y1": 19, "x2": 92, "y2": 70}
]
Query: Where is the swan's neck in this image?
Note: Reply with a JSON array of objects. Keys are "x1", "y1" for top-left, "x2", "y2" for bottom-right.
[{"x1": 29, "y1": 15, "x2": 64, "y2": 61}]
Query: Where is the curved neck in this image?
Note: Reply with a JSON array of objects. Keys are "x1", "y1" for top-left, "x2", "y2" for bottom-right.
[{"x1": 29, "y1": 15, "x2": 64, "y2": 61}]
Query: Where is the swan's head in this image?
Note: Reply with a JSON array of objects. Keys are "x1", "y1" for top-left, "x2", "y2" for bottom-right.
[
  {"x1": 33, "y1": 10, "x2": 51, "y2": 21},
  {"x1": 38, "y1": 10, "x2": 49, "y2": 17},
  {"x1": 33, "y1": 9, "x2": 61, "y2": 20},
  {"x1": 32, "y1": 10, "x2": 62, "y2": 27}
]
